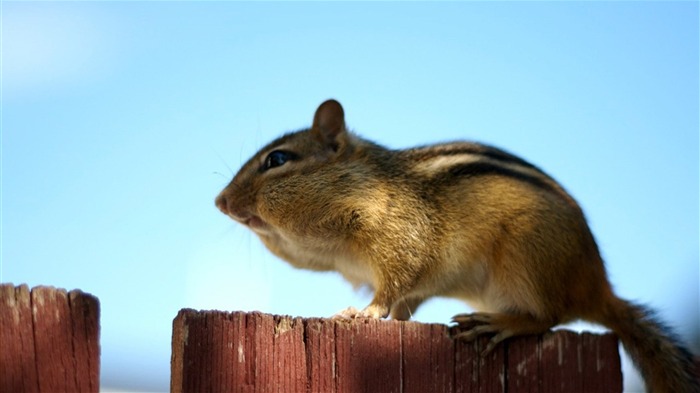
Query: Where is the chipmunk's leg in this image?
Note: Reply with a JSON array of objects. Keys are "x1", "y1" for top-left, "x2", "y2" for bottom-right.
[
  {"x1": 451, "y1": 312, "x2": 556, "y2": 356},
  {"x1": 390, "y1": 296, "x2": 426, "y2": 321},
  {"x1": 333, "y1": 243, "x2": 431, "y2": 320},
  {"x1": 355, "y1": 257, "x2": 434, "y2": 319}
]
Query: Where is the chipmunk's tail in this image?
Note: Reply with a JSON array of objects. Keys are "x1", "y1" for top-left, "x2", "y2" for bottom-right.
[{"x1": 600, "y1": 296, "x2": 699, "y2": 393}]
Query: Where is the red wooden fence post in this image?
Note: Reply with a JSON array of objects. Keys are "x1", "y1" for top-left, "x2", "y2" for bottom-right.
[
  {"x1": 0, "y1": 283, "x2": 100, "y2": 393},
  {"x1": 171, "y1": 310, "x2": 623, "y2": 393}
]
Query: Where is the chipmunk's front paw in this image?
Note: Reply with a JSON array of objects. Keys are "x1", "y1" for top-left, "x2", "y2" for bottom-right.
[
  {"x1": 356, "y1": 304, "x2": 389, "y2": 319},
  {"x1": 332, "y1": 306, "x2": 360, "y2": 320},
  {"x1": 331, "y1": 304, "x2": 388, "y2": 320}
]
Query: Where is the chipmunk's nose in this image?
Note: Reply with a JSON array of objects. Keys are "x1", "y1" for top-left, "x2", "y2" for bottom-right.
[
  {"x1": 215, "y1": 192, "x2": 232, "y2": 216},
  {"x1": 215, "y1": 192, "x2": 251, "y2": 224}
]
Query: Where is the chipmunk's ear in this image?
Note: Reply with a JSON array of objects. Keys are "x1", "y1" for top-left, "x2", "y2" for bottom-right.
[{"x1": 312, "y1": 99, "x2": 346, "y2": 150}]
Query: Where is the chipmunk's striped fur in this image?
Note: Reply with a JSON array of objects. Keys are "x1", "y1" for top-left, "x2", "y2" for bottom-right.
[{"x1": 216, "y1": 99, "x2": 699, "y2": 392}]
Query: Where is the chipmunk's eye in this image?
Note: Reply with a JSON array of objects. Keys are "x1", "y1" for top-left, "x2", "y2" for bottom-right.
[{"x1": 263, "y1": 150, "x2": 296, "y2": 171}]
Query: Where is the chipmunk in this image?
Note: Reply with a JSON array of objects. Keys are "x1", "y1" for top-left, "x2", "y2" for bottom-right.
[{"x1": 216, "y1": 99, "x2": 699, "y2": 392}]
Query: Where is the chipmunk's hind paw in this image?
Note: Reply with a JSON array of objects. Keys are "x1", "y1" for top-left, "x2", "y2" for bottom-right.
[
  {"x1": 451, "y1": 313, "x2": 514, "y2": 356},
  {"x1": 451, "y1": 312, "x2": 554, "y2": 357}
]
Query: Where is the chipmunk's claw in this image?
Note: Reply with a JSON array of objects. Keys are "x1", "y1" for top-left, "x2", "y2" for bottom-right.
[
  {"x1": 452, "y1": 312, "x2": 493, "y2": 327},
  {"x1": 451, "y1": 312, "x2": 514, "y2": 357}
]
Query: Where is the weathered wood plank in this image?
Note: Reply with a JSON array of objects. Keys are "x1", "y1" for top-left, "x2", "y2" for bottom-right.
[
  {"x1": 68, "y1": 290, "x2": 100, "y2": 392},
  {"x1": 305, "y1": 317, "x2": 337, "y2": 393},
  {"x1": 506, "y1": 335, "x2": 540, "y2": 393},
  {"x1": 0, "y1": 284, "x2": 38, "y2": 392},
  {"x1": 335, "y1": 318, "x2": 402, "y2": 393},
  {"x1": 580, "y1": 332, "x2": 623, "y2": 392},
  {"x1": 271, "y1": 315, "x2": 306, "y2": 393},
  {"x1": 402, "y1": 322, "x2": 454, "y2": 393}
]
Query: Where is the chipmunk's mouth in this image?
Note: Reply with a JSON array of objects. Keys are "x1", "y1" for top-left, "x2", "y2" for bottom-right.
[
  {"x1": 236, "y1": 214, "x2": 268, "y2": 233},
  {"x1": 216, "y1": 194, "x2": 270, "y2": 233},
  {"x1": 243, "y1": 215, "x2": 265, "y2": 229}
]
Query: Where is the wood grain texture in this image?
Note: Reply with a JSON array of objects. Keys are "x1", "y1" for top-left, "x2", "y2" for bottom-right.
[
  {"x1": 0, "y1": 283, "x2": 100, "y2": 393},
  {"x1": 171, "y1": 310, "x2": 623, "y2": 393}
]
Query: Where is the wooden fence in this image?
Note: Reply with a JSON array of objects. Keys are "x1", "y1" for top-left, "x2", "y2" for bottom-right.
[
  {"x1": 171, "y1": 309, "x2": 623, "y2": 393},
  {"x1": 0, "y1": 284, "x2": 100, "y2": 393}
]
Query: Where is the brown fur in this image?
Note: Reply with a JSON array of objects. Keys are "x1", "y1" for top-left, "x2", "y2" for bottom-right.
[{"x1": 216, "y1": 99, "x2": 699, "y2": 392}]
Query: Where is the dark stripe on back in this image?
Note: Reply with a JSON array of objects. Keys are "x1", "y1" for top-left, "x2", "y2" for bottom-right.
[
  {"x1": 410, "y1": 143, "x2": 541, "y2": 172},
  {"x1": 473, "y1": 145, "x2": 540, "y2": 171},
  {"x1": 448, "y1": 161, "x2": 557, "y2": 194}
]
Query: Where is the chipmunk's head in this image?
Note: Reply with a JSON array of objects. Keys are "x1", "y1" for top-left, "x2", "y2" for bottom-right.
[{"x1": 215, "y1": 99, "x2": 355, "y2": 235}]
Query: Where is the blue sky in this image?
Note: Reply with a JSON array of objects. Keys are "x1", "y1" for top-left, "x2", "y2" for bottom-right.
[{"x1": 2, "y1": 2, "x2": 698, "y2": 392}]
